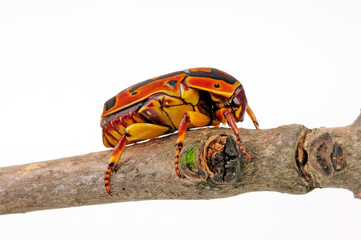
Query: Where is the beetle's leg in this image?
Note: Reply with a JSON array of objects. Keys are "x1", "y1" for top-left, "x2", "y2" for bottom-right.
[
  {"x1": 222, "y1": 109, "x2": 252, "y2": 159},
  {"x1": 105, "y1": 134, "x2": 127, "y2": 196},
  {"x1": 125, "y1": 123, "x2": 169, "y2": 142},
  {"x1": 246, "y1": 105, "x2": 259, "y2": 129},
  {"x1": 175, "y1": 111, "x2": 211, "y2": 178},
  {"x1": 105, "y1": 123, "x2": 169, "y2": 195},
  {"x1": 175, "y1": 113, "x2": 189, "y2": 178}
]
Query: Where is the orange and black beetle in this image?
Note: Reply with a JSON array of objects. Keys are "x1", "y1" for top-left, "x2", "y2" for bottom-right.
[{"x1": 101, "y1": 68, "x2": 259, "y2": 195}]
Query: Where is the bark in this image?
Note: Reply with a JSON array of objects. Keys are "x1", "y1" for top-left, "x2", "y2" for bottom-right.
[{"x1": 1, "y1": 113, "x2": 360, "y2": 215}]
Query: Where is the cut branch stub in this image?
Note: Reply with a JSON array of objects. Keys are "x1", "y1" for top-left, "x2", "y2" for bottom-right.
[
  {"x1": 296, "y1": 131, "x2": 347, "y2": 187},
  {"x1": 308, "y1": 133, "x2": 335, "y2": 177},
  {"x1": 180, "y1": 134, "x2": 243, "y2": 184}
]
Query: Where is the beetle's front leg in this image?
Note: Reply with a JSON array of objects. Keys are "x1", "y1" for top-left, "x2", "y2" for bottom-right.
[
  {"x1": 246, "y1": 105, "x2": 259, "y2": 129},
  {"x1": 222, "y1": 109, "x2": 252, "y2": 159}
]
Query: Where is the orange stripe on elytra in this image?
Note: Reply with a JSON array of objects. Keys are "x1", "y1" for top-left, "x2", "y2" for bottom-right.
[
  {"x1": 190, "y1": 68, "x2": 212, "y2": 73},
  {"x1": 186, "y1": 76, "x2": 239, "y2": 96},
  {"x1": 102, "y1": 73, "x2": 187, "y2": 117}
]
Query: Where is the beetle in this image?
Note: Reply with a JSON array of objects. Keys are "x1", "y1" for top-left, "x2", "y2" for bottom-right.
[{"x1": 101, "y1": 67, "x2": 259, "y2": 195}]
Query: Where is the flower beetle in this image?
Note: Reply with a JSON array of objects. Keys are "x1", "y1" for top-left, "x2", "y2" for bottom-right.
[{"x1": 101, "y1": 68, "x2": 259, "y2": 195}]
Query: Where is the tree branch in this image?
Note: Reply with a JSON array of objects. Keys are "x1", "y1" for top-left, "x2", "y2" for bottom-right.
[{"x1": 1, "y1": 113, "x2": 360, "y2": 215}]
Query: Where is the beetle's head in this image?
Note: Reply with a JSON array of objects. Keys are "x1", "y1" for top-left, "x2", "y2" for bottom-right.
[{"x1": 228, "y1": 85, "x2": 248, "y2": 122}]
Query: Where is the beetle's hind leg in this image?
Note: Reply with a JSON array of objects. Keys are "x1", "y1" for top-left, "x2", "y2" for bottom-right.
[
  {"x1": 105, "y1": 134, "x2": 127, "y2": 196},
  {"x1": 105, "y1": 123, "x2": 170, "y2": 195}
]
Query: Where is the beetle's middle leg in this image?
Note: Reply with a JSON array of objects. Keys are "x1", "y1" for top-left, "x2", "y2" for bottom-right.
[{"x1": 175, "y1": 111, "x2": 211, "y2": 178}]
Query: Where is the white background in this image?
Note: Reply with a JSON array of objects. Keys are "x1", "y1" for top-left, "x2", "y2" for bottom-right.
[{"x1": 1, "y1": 1, "x2": 360, "y2": 239}]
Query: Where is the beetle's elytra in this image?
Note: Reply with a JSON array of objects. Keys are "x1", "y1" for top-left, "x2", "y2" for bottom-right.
[{"x1": 101, "y1": 67, "x2": 259, "y2": 195}]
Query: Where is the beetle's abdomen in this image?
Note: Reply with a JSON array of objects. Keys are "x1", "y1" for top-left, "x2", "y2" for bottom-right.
[{"x1": 101, "y1": 102, "x2": 147, "y2": 148}]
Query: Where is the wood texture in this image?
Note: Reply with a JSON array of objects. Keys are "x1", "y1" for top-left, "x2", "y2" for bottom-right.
[{"x1": 1, "y1": 113, "x2": 360, "y2": 215}]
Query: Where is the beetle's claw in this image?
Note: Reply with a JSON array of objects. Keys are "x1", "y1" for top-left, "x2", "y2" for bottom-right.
[
  {"x1": 239, "y1": 144, "x2": 253, "y2": 159},
  {"x1": 176, "y1": 168, "x2": 186, "y2": 179},
  {"x1": 242, "y1": 150, "x2": 253, "y2": 160},
  {"x1": 106, "y1": 187, "x2": 113, "y2": 196}
]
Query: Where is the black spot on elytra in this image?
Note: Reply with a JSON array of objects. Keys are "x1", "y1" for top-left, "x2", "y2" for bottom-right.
[
  {"x1": 167, "y1": 80, "x2": 177, "y2": 87},
  {"x1": 105, "y1": 96, "x2": 116, "y2": 111},
  {"x1": 214, "y1": 83, "x2": 220, "y2": 88},
  {"x1": 131, "y1": 91, "x2": 138, "y2": 95}
]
